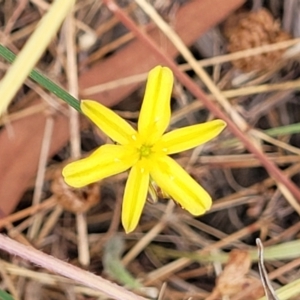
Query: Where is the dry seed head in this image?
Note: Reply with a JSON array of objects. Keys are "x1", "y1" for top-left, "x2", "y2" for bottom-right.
[{"x1": 223, "y1": 8, "x2": 290, "y2": 72}]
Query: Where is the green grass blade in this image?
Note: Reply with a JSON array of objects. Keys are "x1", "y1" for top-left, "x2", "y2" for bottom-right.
[{"x1": 0, "y1": 44, "x2": 81, "y2": 112}]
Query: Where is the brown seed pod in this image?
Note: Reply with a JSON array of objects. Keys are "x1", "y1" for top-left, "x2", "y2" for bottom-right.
[{"x1": 223, "y1": 8, "x2": 291, "y2": 72}]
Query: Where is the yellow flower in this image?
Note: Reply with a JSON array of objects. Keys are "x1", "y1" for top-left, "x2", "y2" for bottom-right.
[{"x1": 63, "y1": 66, "x2": 226, "y2": 233}]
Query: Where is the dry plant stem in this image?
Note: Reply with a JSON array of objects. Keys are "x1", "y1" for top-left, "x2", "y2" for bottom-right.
[
  {"x1": 0, "y1": 197, "x2": 57, "y2": 229},
  {"x1": 8, "y1": 217, "x2": 37, "y2": 240},
  {"x1": 233, "y1": 261, "x2": 300, "y2": 300},
  {"x1": 224, "y1": 79, "x2": 300, "y2": 98},
  {"x1": 4, "y1": 75, "x2": 300, "y2": 128},
  {"x1": 90, "y1": 189, "x2": 122, "y2": 256},
  {"x1": 144, "y1": 219, "x2": 268, "y2": 284},
  {"x1": 85, "y1": 3, "x2": 138, "y2": 65},
  {"x1": 65, "y1": 12, "x2": 90, "y2": 266},
  {"x1": 264, "y1": 222, "x2": 300, "y2": 247},
  {"x1": 84, "y1": 75, "x2": 300, "y2": 104},
  {"x1": 277, "y1": 182, "x2": 300, "y2": 215},
  {"x1": 0, "y1": 235, "x2": 148, "y2": 300},
  {"x1": 36, "y1": 205, "x2": 64, "y2": 246},
  {"x1": 257, "y1": 239, "x2": 279, "y2": 300},
  {"x1": 30, "y1": 0, "x2": 50, "y2": 10},
  {"x1": 66, "y1": 14, "x2": 80, "y2": 160},
  {"x1": 2, "y1": 0, "x2": 28, "y2": 40},
  {"x1": 212, "y1": 163, "x2": 300, "y2": 212},
  {"x1": 87, "y1": 30, "x2": 137, "y2": 65},
  {"x1": 232, "y1": 242, "x2": 297, "y2": 300},
  {"x1": 199, "y1": 154, "x2": 300, "y2": 168},
  {"x1": 0, "y1": 260, "x2": 20, "y2": 300},
  {"x1": 0, "y1": 0, "x2": 76, "y2": 114},
  {"x1": 82, "y1": 38, "x2": 300, "y2": 95},
  {"x1": 157, "y1": 282, "x2": 167, "y2": 300},
  {"x1": 5, "y1": 222, "x2": 32, "y2": 247},
  {"x1": 2, "y1": 262, "x2": 91, "y2": 297},
  {"x1": 0, "y1": 103, "x2": 47, "y2": 126},
  {"x1": 122, "y1": 201, "x2": 175, "y2": 266},
  {"x1": 122, "y1": 221, "x2": 166, "y2": 266},
  {"x1": 103, "y1": 0, "x2": 300, "y2": 203},
  {"x1": 76, "y1": 212, "x2": 90, "y2": 265},
  {"x1": 251, "y1": 129, "x2": 300, "y2": 155},
  {"x1": 2, "y1": 261, "x2": 136, "y2": 298},
  {"x1": 28, "y1": 116, "x2": 54, "y2": 240},
  {"x1": 108, "y1": 189, "x2": 122, "y2": 233},
  {"x1": 236, "y1": 259, "x2": 300, "y2": 300},
  {"x1": 269, "y1": 258, "x2": 300, "y2": 281}
]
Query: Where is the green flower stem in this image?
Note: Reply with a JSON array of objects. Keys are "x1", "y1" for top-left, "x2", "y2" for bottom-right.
[{"x1": 0, "y1": 44, "x2": 81, "y2": 112}]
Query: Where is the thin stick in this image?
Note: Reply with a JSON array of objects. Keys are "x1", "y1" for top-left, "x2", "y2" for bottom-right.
[
  {"x1": 36, "y1": 205, "x2": 64, "y2": 246},
  {"x1": 0, "y1": 260, "x2": 20, "y2": 300},
  {"x1": 76, "y1": 212, "x2": 90, "y2": 266},
  {"x1": 144, "y1": 219, "x2": 268, "y2": 284},
  {"x1": 0, "y1": 198, "x2": 57, "y2": 229},
  {"x1": 65, "y1": 12, "x2": 90, "y2": 266},
  {"x1": 122, "y1": 201, "x2": 174, "y2": 266},
  {"x1": 82, "y1": 39, "x2": 300, "y2": 95},
  {"x1": 0, "y1": 234, "x2": 148, "y2": 300},
  {"x1": 28, "y1": 116, "x2": 54, "y2": 240}
]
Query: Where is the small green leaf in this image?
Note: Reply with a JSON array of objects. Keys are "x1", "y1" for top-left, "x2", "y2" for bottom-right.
[
  {"x1": 103, "y1": 235, "x2": 142, "y2": 289},
  {"x1": 0, "y1": 289, "x2": 14, "y2": 300}
]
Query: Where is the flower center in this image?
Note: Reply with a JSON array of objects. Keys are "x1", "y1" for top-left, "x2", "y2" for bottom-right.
[{"x1": 139, "y1": 144, "x2": 152, "y2": 158}]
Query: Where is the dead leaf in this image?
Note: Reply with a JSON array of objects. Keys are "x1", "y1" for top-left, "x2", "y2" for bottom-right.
[
  {"x1": 51, "y1": 169, "x2": 100, "y2": 213},
  {"x1": 208, "y1": 249, "x2": 264, "y2": 299}
]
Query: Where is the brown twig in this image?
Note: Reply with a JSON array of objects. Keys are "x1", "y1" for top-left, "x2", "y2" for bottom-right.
[
  {"x1": 0, "y1": 198, "x2": 57, "y2": 230},
  {"x1": 0, "y1": 234, "x2": 148, "y2": 300}
]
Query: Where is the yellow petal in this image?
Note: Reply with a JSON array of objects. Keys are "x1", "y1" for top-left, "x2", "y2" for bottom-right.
[
  {"x1": 81, "y1": 100, "x2": 136, "y2": 145},
  {"x1": 122, "y1": 159, "x2": 150, "y2": 233},
  {"x1": 138, "y1": 66, "x2": 173, "y2": 144},
  {"x1": 63, "y1": 144, "x2": 138, "y2": 188},
  {"x1": 150, "y1": 155, "x2": 211, "y2": 215},
  {"x1": 160, "y1": 120, "x2": 226, "y2": 154}
]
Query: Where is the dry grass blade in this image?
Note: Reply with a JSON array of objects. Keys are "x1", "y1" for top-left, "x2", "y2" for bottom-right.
[
  {"x1": 256, "y1": 239, "x2": 279, "y2": 300},
  {"x1": 0, "y1": 235, "x2": 148, "y2": 300}
]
